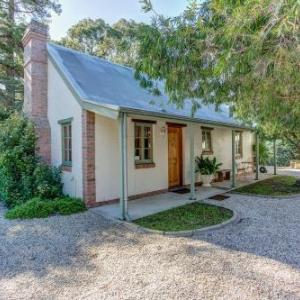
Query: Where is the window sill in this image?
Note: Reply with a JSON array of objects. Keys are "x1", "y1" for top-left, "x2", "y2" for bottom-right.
[
  {"x1": 202, "y1": 151, "x2": 214, "y2": 155},
  {"x1": 61, "y1": 165, "x2": 72, "y2": 172},
  {"x1": 135, "y1": 163, "x2": 156, "y2": 169}
]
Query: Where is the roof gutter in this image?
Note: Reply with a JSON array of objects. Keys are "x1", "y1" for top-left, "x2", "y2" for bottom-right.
[{"x1": 119, "y1": 106, "x2": 254, "y2": 131}]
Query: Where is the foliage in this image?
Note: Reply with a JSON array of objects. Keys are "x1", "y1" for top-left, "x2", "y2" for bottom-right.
[
  {"x1": 0, "y1": 0, "x2": 61, "y2": 111},
  {"x1": 235, "y1": 176, "x2": 300, "y2": 196},
  {"x1": 0, "y1": 114, "x2": 62, "y2": 207},
  {"x1": 253, "y1": 140, "x2": 270, "y2": 166},
  {"x1": 5, "y1": 196, "x2": 86, "y2": 220},
  {"x1": 33, "y1": 163, "x2": 63, "y2": 199},
  {"x1": 58, "y1": 18, "x2": 109, "y2": 55},
  {"x1": 195, "y1": 155, "x2": 222, "y2": 175},
  {"x1": 266, "y1": 140, "x2": 297, "y2": 167},
  {"x1": 134, "y1": 202, "x2": 233, "y2": 231},
  {"x1": 0, "y1": 114, "x2": 38, "y2": 206},
  {"x1": 54, "y1": 197, "x2": 86, "y2": 215},
  {"x1": 137, "y1": 0, "x2": 300, "y2": 148},
  {"x1": 5, "y1": 197, "x2": 56, "y2": 219},
  {"x1": 58, "y1": 18, "x2": 143, "y2": 67}
]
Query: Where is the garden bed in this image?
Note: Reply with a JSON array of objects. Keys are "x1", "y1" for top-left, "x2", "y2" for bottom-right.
[
  {"x1": 234, "y1": 176, "x2": 300, "y2": 196},
  {"x1": 133, "y1": 202, "x2": 233, "y2": 232}
]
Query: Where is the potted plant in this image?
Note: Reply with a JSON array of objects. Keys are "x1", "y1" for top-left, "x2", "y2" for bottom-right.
[{"x1": 195, "y1": 156, "x2": 222, "y2": 187}]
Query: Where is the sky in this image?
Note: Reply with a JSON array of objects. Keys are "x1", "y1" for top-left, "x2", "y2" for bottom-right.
[{"x1": 49, "y1": 0, "x2": 189, "y2": 40}]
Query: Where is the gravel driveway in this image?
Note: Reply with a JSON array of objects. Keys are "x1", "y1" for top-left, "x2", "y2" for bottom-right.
[{"x1": 0, "y1": 194, "x2": 299, "y2": 300}]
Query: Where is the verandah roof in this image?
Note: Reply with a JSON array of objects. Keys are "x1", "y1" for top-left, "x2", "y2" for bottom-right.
[{"x1": 47, "y1": 43, "x2": 252, "y2": 130}]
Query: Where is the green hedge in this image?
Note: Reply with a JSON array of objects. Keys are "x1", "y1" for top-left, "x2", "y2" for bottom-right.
[
  {"x1": 5, "y1": 197, "x2": 87, "y2": 220},
  {"x1": 0, "y1": 114, "x2": 63, "y2": 207}
]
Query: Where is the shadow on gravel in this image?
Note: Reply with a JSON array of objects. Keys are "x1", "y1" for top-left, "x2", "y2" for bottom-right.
[
  {"x1": 0, "y1": 204, "x2": 140, "y2": 281},
  {"x1": 186, "y1": 197, "x2": 300, "y2": 271}
]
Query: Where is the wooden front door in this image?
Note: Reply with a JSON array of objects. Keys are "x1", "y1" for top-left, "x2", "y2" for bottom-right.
[{"x1": 168, "y1": 126, "x2": 183, "y2": 188}]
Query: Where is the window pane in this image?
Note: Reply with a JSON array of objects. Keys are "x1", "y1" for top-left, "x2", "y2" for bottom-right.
[
  {"x1": 144, "y1": 149, "x2": 150, "y2": 160},
  {"x1": 135, "y1": 126, "x2": 141, "y2": 138},
  {"x1": 135, "y1": 148, "x2": 141, "y2": 160},
  {"x1": 69, "y1": 149, "x2": 72, "y2": 162},
  {"x1": 144, "y1": 138, "x2": 150, "y2": 148},
  {"x1": 144, "y1": 126, "x2": 151, "y2": 138},
  {"x1": 202, "y1": 130, "x2": 212, "y2": 151},
  {"x1": 68, "y1": 125, "x2": 72, "y2": 138},
  {"x1": 64, "y1": 149, "x2": 68, "y2": 161},
  {"x1": 68, "y1": 138, "x2": 72, "y2": 151},
  {"x1": 135, "y1": 138, "x2": 141, "y2": 149},
  {"x1": 64, "y1": 126, "x2": 68, "y2": 138}
]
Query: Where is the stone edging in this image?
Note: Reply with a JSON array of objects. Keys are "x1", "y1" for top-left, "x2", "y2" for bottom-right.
[
  {"x1": 121, "y1": 203, "x2": 239, "y2": 238},
  {"x1": 228, "y1": 191, "x2": 300, "y2": 199}
]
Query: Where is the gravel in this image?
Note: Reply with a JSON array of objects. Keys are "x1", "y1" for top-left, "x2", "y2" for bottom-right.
[{"x1": 0, "y1": 194, "x2": 299, "y2": 300}]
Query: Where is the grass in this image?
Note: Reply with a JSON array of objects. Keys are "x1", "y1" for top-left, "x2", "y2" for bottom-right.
[
  {"x1": 134, "y1": 202, "x2": 233, "y2": 232},
  {"x1": 234, "y1": 176, "x2": 300, "y2": 196},
  {"x1": 5, "y1": 197, "x2": 87, "y2": 220}
]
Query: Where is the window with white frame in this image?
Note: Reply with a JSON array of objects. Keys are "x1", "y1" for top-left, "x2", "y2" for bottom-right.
[
  {"x1": 202, "y1": 128, "x2": 213, "y2": 153},
  {"x1": 134, "y1": 123, "x2": 153, "y2": 164}
]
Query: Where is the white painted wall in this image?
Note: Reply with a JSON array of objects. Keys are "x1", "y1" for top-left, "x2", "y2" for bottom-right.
[
  {"x1": 95, "y1": 114, "x2": 255, "y2": 202},
  {"x1": 95, "y1": 115, "x2": 168, "y2": 202},
  {"x1": 184, "y1": 126, "x2": 254, "y2": 184},
  {"x1": 48, "y1": 60, "x2": 83, "y2": 198}
]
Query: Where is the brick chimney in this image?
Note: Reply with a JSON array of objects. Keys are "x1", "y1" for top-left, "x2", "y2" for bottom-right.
[{"x1": 22, "y1": 20, "x2": 51, "y2": 164}]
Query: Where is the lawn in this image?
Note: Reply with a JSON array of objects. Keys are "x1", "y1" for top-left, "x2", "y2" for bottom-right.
[
  {"x1": 134, "y1": 202, "x2": 233, "y2": 232},
  {"x1": 234, "y1": 176, "x2": 300, "y2": 196}
]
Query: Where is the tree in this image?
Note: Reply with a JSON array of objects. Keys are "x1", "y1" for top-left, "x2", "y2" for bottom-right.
[
  {"x1": 59, "y1": 18, "x2": 109, "y2": 55},
  {"x1": 58, "y1": 18, "x2": 143, "y2": 67},
  {"x1": 0, "y1": 0, "x2": 61, "y2": 111},
  {"x1": 137, "y1": 0, "x2": 300, "y2": 150}
]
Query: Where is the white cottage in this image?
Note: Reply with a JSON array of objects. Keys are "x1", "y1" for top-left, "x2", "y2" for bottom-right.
[{"x1": 22, "y1": 21, "x2": 256, "y2": 219}]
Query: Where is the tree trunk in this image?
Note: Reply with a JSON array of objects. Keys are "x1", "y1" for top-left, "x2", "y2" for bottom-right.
[{"x1": 5, "y1": 0, "x2": 16, "y2": 109}]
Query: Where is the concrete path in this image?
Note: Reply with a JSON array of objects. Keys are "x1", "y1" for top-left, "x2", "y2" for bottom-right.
[
  {"x1": 0, "y1": 192, "x2": 299, "y2": 299},
  {"x1": 94, "y1": 186, "x2": 224, "y2": 220}
]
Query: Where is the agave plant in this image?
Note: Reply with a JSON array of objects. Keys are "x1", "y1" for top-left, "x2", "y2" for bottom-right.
[{"x1": 195, "y1": 156, "x2": 222, "y2": 175}]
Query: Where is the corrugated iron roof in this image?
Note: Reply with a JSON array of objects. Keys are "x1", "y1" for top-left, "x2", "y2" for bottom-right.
[{"x1": 47, "y1": 43, "x2": 250, "y2": 129}]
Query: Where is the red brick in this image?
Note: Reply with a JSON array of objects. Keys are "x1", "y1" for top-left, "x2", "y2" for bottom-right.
[
  {"x1": 82, "y1": 110, "x2": 96, "y2": 206},
  {"x1": 22, "y1": 20, "x2": 51, "y2": 164}
]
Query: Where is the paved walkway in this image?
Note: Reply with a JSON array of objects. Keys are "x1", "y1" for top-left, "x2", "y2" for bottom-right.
[
  {"x1": 94, "y1": 186, "x2": 224, "y2": 220},
  {"x1": 0, "y1": 192, "x2": 299, "y2": 299}
]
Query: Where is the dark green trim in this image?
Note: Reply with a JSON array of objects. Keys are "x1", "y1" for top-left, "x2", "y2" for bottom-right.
[
  {"x1": 58, "y1": 117, "x2": 73, "y2": 125},
  {"x1": 62, "y1": 161, "x2": 72, "y2": 167},
  {"x1": 201, "y1": 126, "x2": 214, "y2": 130}
]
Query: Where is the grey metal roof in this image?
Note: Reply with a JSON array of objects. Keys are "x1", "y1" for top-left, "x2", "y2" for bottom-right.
[{"x1": 47, "y1": 43, "x2": 251, "y2": 129}]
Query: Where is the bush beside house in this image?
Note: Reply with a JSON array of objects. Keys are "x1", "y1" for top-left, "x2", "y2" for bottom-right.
[{"x1": 0, "y1": 114, "x2": 86, "y2": 219}]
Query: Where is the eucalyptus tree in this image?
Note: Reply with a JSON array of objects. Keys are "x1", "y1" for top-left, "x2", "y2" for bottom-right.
[
  {"x1": 137, "y1": 0, "x2": 300, "y2": 150},
  {"x1": 59, "y1": 18, "x2": 143, "y2": 67}
]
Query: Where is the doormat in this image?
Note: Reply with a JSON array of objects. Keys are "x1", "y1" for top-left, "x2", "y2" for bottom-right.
[
  {"x1": 208, "y1": 194, "x2": 230, "y2": 201},
  {"x1": 171, "y1": 188, "x2": 191, "y2": 194}
]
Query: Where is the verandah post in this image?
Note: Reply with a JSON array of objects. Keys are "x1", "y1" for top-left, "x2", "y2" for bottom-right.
[
  {"x1": 255, "y1": 132, "x2": 259, "y2": 180},
  {"x1": 119, "y1": 112, "x2": 129, "y2": 220},
  {"x1": 232, "y1": 130, "x2": 236, "y2": 188},
  {"x1": 273, "y1": 139, "x2": 277, "y2": 175},
  {"x1": 189, "y1": 123, "x2": 196, "y2": 200}
]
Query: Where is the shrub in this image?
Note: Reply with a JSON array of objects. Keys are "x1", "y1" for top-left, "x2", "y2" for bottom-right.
[
  {"x1": 5, "y1": 197, "x2": 86, "y2": 220},
  {"x1": 33, "y1": 164, "x2": 63, "y2": 199},
  {"x1": 5, "y1": 198, "x2": 56, "y2": 220},
  {"x1": 0, "y1": 114, "x2": 38, "y2": 207},
  {"x1": 0, "y1": 114, "x2": 63, "y2": 207},
  {"x1": 54, "y1": 197, "x2": 87, "y2": 215}
]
